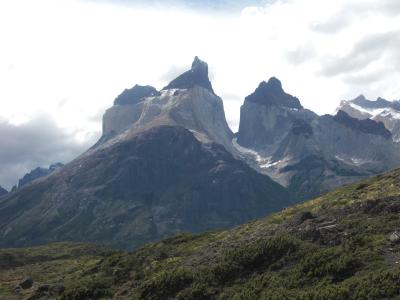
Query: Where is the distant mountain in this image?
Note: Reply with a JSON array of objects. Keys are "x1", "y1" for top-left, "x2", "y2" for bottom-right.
[
  {"x1": 18, "y1": 163, "x2": 64, "y2": 188},
  {"x1": 236, "y1": 78, "x2": 400, "y2": 199},
  {"x1": 0, "y1": 57, "x2": 290, "y2": 250},
  {"x1": 337, "y1": 95, "x2": 400, "y2": 142},
  {"x1": 3, "y1": 167, "x2": 400, "y2": 299},
  {"x1": 0, "y1": 186, "x2": 7, "y2": 198},
  {"x1": 333, "y1": 110, "x2": 392, "y2": 139}
]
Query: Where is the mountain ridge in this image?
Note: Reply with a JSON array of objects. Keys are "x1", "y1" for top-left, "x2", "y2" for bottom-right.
[
  {"x1": 0, "y1": 58, "x2": 291, "y2": 250},
  {"x1": 17, "y1": 163, "x2": 64, "y2": 188},
  {"x1": 113, "y1": 84, "x2": 160, "y2": 106},
  {"x1": 236, "y1": 78, "x2": 400, "y2": 199},
  {"x1": 333, "y1": 110, "x2": 392, "y2": 139},
  {"x1": 337, "y1": 94, "x2": 400, "y2": 142}
]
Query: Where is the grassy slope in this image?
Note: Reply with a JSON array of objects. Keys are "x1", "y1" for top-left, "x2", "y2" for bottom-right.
[
  {"x1": 0, "y1": 243, "x2": 114, "y2": 300},
  {"x1": 1, "y1": 169, "x2": 400, "y2": 299}
]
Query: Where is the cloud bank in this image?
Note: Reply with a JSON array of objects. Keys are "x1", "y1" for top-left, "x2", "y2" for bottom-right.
[{"x1": 0, "y1": 115, "x2": 98, "y2": 189}]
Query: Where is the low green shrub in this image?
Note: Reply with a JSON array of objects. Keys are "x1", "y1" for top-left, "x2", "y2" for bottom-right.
[{"x1": 138, "y1": 268, "x2": 193, "y2": 300}]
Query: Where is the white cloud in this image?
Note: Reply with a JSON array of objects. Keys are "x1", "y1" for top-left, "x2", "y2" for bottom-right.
[
  {"x1": 0, "y1": 0, "x2": 400, "y2": 186},
  {"x1": 0, "y1": 114, "x2": 97, "y2": 189}
]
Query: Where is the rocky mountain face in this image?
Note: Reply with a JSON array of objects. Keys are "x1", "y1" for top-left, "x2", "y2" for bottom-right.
[
  {"x1": 236, "y1": 78, "x2": 400, "y2": 199},
  {"x1": 17, "y1": 163, "x2": 64, "y2": 188},
  {"x1": 332, "y1": 110, "x2": 392, "y2": 139},
  {"x1": 113, "y1": 84, "x2": 160, "y2": 106},
  {"x1": 0, "y1": 186, "x2": 7, "y2": 198},
  {"x1": 0, "y1": 57, "x2": 291, "y2": 250},
  {"x1": 237, "y1": 77, "x2": 314, "y2": 150},
  {"x1": 337, "y1": 95, "x2": 400, "y2": 142},
  {"x1": 101, "y1": 57, "x2": 234, "y2": 154},
  {"x1": 3, "y1": 168, "x2": 400, "y2": 299},
  {"x1": 163, "y1": 56, "x2": 214, "y2": 93}
]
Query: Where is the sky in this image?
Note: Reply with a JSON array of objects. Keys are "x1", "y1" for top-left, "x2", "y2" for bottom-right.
[{"x1": 0, "y1": 0, "x2": 400, "y2": 189}]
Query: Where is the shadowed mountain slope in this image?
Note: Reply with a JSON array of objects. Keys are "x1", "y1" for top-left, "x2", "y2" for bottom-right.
[{"x1": 0, "y1": 125, "x2": 290, "y2": 250}]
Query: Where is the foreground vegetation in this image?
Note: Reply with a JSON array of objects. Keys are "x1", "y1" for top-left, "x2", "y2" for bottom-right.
[{"x1": 1, "y1": 169, "x2": 400, "y2": 299}]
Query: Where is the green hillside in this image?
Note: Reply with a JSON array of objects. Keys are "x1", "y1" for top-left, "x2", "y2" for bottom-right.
[{"x1": 2, "y1": 169, "x2": 400, "y2": 299}]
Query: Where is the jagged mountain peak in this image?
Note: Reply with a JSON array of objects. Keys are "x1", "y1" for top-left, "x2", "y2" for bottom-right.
[
  {"x1": 354, "y1": 94, "x2": 366, "y2": 101},
  {"x1": 333, "y1": 110, "x2": 392, "y2": 139},
  {"x1": 260, "y1": 77, "x2": 283, "y2": 92},
  {"x1": 191, "y1": 56, "x2": 208, "y2": 73},
  {"x1": 163, "y1": 56, "x2": 214, "y2": 93},
  {"x1": 18, "y1": 163, "x2": 64, "y2": 188},
  {"x1": 344, "y1": 94, "x2": 400, "y2": 111},
  {"x1": 354, "y1": 95, "x2": 389, "y2": 108},
  {"x1": 245, "y1": 77, "x2": 303, "y2": 110},
  {"x1": 114, "y1": 84, "x2": 160, "y2": 106},
  {"x1": 101, "y1": 57, "x2": 234, "y2": 154},
  {"x1": 337, "y1": 94, "x2": 400, "y2": 142}
]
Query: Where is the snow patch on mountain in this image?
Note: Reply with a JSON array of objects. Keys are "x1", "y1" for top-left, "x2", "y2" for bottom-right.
[
  {"x1": 337, "y1": 97, "x2": 400, "y2": 143},
  {"x1": 345, "y1": 102, "x2": 400, "y2": 120},
  {"x1": 232, "y1": 137, "x2": 281, "y2": 169},
  {"x1": 335, "y1": 155, "x2": 372, "y2": 166}
]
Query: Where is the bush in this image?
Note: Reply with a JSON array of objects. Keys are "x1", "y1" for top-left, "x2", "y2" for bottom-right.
[
  {"x1": 206, "y1": 235, "x2": 300, "y2": 283},
  {"x1": 346, "y1": 269, "x2": 400, "y2": 299},
  {"x1": 61, "y1": 276, "x2": 113, "y2": 300},
  {"x1": 138, "y1": 268, "x2": 193, "y2": 300},
  {"x1": 297, "y1": 248, "x2": 360, "y2": 282}
]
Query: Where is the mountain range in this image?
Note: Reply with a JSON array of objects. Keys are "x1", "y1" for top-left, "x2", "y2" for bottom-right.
[
  {"x1": 0, "y1": 57, "x2": 290, "y2": 250},
  {"x1": 0, "y1": 56, "x2": 399, "y2": 250},
  {"x1": 236, "y1": 78, "x2": 400, "y2": 199},
  {"x1": 337, "y1": 94, "x2": 400, "y2": 142}
]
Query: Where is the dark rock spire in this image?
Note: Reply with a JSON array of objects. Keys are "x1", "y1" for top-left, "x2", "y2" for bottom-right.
[
  {"x1": 245, "y1": 77, "x2": 303, "y2": 109},
  {"x1": 163, "y1": 56, "x2": 214, "y2": 93}
]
